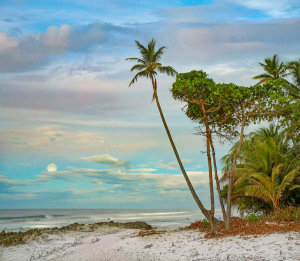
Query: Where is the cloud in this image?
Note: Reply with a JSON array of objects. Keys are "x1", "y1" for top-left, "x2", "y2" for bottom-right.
[
  {"x1": 160, "y1": 1, "x2": 261, "y2": 24},
  {"x1": 157, "y1": 161, "x2": 176, "y2": 170},
  {"x1": 36, "y1": 170, "x2": 78, "y2": 182},
  {"x1": 35, "y1": 167, "x2": 209, "y2": 191},
  {"x1": 160, "y1": 0, "x2": 300, "y2": 24},
  {"x1": 157, "y1": 159, "x2": 192, "y2": 170},
  {"x1": 0, "y1": 119, "x2": 158, "y2": 155},
  {"x1": 0, "y1": 22, "x2": 128, "y2": 72},
  {"x1": 0, "y1": 164, "x2": 212, "y2": 208},
  {"x1": 0, "y1": 175, "x2": 36, "y2": 200},
  {"x1": 0, "y1": 125, "x2": 105, "y2": 154},
  {"x1": 229, "y1": 0, "x2": 300, "y2": 18},
  {"x1": 161, "y1": 18, "x2": 300, "y2": 68},
  {"x1": 0, "y1": 192, "x2": 37, "y2": 200},
  {"x1": 80, "y1": 154, "x2": 132, "y2": 168},
  {"x1": 42, "y1": 25, "x2": 72, "y2": 52},
  {"x1": 129, "y1": 168, "x2": 157, "y2": 172},
  {"x1": 0, "y1": 174, "x2": 32, "y2": 186},
  {"x1": 0, "y1": 32, "x2": 17, "y2": 51}
]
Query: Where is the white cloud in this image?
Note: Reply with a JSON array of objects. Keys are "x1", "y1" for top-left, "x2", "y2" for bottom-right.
[
  {"x1": 153, "y1": 171, "x2": 209, "y2": 190},
  {"x1": 36, "y1": 170, "x2": 77, "y2": 182},
  {"x1": 0, "y1": 22, "x2": 123, "y2": 72},
  {"x1": 0, "y1": 165, "x2": 211, "y2": 206},
  {"x1": 129, "y1": 168, "x2": 157, "y2": 172},
  {"x1": 0, "y1": 125, "x2": 105, "y2": 154},
  {"x1": 230, "y1": 0, "x2": 300, "y2": 18},
  {"x1": 0, "y1": 33, "x2": 17, "y2": 52},
  {"x1": 0, "y1": 174, "x2": 33, "y2": 186},
  {"x1": 80, "y1": 154, "x2": 132, "y2": 168},
  {"x1": 42, "y1": 25, "x2": 72, "y2": 52},
  {"x1": 41, "y1": 167, "x2": 209, "y2": 191},
  {"x1": 157, "y1": 159, "x2": 192, "y2": 170},
  {"x1": 157, "y1": 161, "x2": 176, "y2": 170}
]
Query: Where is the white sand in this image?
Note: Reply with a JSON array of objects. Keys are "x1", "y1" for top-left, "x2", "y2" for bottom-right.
[{"x1": 1, "y1": 228, "x2": 299, "y2": 261}]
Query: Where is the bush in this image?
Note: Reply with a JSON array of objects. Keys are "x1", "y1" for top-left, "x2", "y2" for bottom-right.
[
  {"x1": 247, "y1": 213, "x2": 260, "y2": 222},
  {"x1": 266, "y1": 207, "x2": 300, "y2": 222},
  {"x1": 202, "y1": 219, "x2": 210, "y2": 227}
]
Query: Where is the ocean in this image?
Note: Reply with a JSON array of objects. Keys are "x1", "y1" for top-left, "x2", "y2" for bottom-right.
[{"x1": 0, "y1": 209, "x2": 223, "y2": 232}]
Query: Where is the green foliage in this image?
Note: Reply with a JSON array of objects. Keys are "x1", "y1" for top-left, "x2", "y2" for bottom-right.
[
  {"x1": 172, "y1": 70, "x2": 244, "y2": 138},
  {"x1": 202, "y1": 219, "x2": 210, "y2": 227},
  {"x1": 171, "y1": 71, "x2": 290, "y2": 142},
  {"x1": 221, "y1": 124, "x2": 300, "y2": 214},
  {"x1": 265, "y1": 207, "x2": 300, "y2": 222},
  {"x1": 278, "y1": 99, "x2": 300, "y2": 146},
  {"x1": 253, "y1": 54, "x2": 287, "y2": 84},
  {"x1": 247, "y1": 213, "x2": 261, "y2": 222},
  {"x1": 286, "y1": 59, "x2": 300, "y2": 89},
  {"x1": 253, "y1": 54, "x2": 299, "y2": 98},
  {"x1": 126, "y1": 39, "x2": 177, "y2": 98}
]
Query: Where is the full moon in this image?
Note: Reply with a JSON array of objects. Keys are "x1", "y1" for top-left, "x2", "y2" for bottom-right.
[{"x1": 47, "y1": 163, "x2": 57, "y2": 172}]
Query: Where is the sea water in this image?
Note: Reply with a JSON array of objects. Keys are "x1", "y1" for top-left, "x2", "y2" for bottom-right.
[{"x1": 0, "y1": 209, "x2": 223, "y2": 232}]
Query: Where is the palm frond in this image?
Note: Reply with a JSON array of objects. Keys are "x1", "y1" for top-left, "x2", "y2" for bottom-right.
[
  {"x1": 248, "y1": 173, "x2": 272, "y2": 191},
  {"x1": 134, "y1": 40, "x2": 149, "y2": 62},
  {"x1": 126, "y1": 39, "x2": 177, "y2": 91},
  {"x1": 130, "y1": 64, "x2": 147, "y2": 72},
  {"x1": 253, "y1": 54, "x2": 287, "y2": 84},
  {"x1": 125, "y1": 57, "x2": 146, "y2": 64},
  {"x1": 277, "y1": 168, "x2": 299, "y2": 199},
  {"x1": 290, "y1": 184, "x2": 300, "y2": 191},
  {"x1": 128, "y1": 70, "x2": 150, "y2": 86},
  {"x1": 245, "y1": 185, "x2": 272, "y2": 204},
  {"x1": 158, "y1": 66, "x2": 178, "y2": 76},
  {"x1": 286, "y1": 59, "x2": 300, "y2": 88},
  {"x1": 252, "y1": 73, "x2": 274, "y2": 82},
  {"x1": 153, "y1": 46, "x2": 166, "y2": 61}
]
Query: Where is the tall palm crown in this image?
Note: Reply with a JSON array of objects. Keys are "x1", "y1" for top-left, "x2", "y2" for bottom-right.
[
  {"x1": 253, "y1": 54, "x2": 286, "y2": 84},
  {"x1": 126, "y1": 39, "x2": 177, "y2": 99}
]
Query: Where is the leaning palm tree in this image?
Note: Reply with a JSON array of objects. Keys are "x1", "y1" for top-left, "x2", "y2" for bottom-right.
[
  {"x1": 126, "y1": 39, "x2": 211, "y2": 223},
  {"x1": 253, "y1": 54, "x2": 286, "y2": 84}
]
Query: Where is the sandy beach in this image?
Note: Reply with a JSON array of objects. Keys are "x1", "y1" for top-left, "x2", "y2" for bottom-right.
[{"x1": 1, "y1": 227, "x2": 299, "y2": 261}]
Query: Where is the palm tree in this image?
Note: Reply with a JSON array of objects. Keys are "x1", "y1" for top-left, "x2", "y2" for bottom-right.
[
  {"x1": 253, "y1": 55, "x2": 300, "y2": 98},
  {"x1": 253, "y1": 54, "x2": 286, "y2": 84},
  {"x1": 286, "y1": 59, "x2": 300, "y2": 92},
  {"x1": 245, "y1": 164, "x2": 299, "y2": 210},
  {"x1": 221, "y1": 124, "x2": 299, "y2": 213},
  {"x1": 126, "y1": 39, "x2": 211, "y2": 221}
]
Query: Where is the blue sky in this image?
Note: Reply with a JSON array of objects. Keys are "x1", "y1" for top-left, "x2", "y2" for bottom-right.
[{"x1": 0, "y1": 0, "x2": 299, "y2": 209}]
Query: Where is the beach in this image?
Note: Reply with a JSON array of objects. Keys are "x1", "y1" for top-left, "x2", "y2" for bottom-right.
[
  {"x1": 1, "y1": 210, "x2": 299, "y2": 260},
  {"x1": 1, "y1": 226, "x2": 299, "y2": 261}
]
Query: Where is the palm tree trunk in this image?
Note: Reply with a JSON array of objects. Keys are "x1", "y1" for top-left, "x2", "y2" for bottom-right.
[{"x1": 150, "y1": 74, "x2": 210, "y2": 220}]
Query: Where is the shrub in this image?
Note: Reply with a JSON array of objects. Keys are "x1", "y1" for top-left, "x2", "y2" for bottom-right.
[
  {"x1": 202, "y1": 219, "x2": 210, "y2": 227},
  {"x1": 247, "y1": 213, "x2": 260, "y2": 222},
  {"x1": 266, "y1": 207, "x2": 300, "y2": 222}
]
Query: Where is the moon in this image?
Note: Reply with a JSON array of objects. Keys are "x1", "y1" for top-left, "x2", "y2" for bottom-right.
[{"x1": 47, "y1": 163, "x2": 57, "y2": 172}]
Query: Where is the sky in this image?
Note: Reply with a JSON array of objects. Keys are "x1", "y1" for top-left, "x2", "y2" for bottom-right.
[{"x1": 0, "y1": 0, "x2": 299, "y2": 209}]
